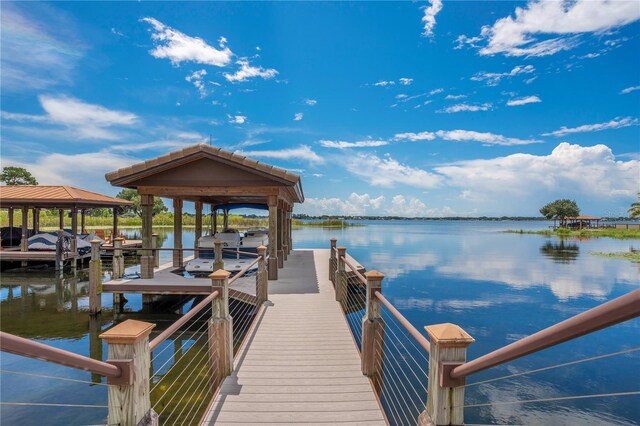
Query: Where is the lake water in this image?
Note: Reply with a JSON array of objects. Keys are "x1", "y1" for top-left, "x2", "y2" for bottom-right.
[{"x1": 1, "y1": 220, "x2": 638, "y2": 425}]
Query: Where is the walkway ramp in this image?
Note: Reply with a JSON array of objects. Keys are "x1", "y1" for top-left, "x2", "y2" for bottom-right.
[{"x1": 202, "y1": 249, "x2": 386, "y2": 425}]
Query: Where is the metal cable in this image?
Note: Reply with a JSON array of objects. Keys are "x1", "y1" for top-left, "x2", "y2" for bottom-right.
[
  {"x1": 374, "y1": 336, "x2": 427, "y2": 405},
  {"x1": 0, "y1": 369, "x2": 109, "y2": 387},
  {"x1": 374, "y1": 344, "x2": 416, "y2": 426},
  {"x1": 465, "y1": 347, "x2": 640, "y2": 388},
  {"x1": 462, "y1": 391, "x2": 640, "y2": 409},
  {"x1": 379, "y1": 307, "x2": 430, "y2": 366},
  {"x1": 380, "y1": 310, "x2": 429, "y2": 378},
  {"x1": 151, "y1": 307, "x2": 212, "y2": 364}
]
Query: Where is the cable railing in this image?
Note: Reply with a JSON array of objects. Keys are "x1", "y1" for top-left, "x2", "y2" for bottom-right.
[
  {"x1": 1, "y1": 248, "x2": 269, "y2": 426},
  {"x1": 329, "y1": 239, "x2": 640, "y2": 426}
]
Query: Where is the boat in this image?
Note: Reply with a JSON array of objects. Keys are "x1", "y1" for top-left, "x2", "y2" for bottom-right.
[
  {"x1": 27, "y1": 231, "x2": 94, "y2": 255},
  {"x1": 184, "y1": 229, "x2": 268, "y2": 274}
]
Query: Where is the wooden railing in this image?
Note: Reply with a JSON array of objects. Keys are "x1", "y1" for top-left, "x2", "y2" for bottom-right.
[
  {"x1": 1, "y1": 246, "x2": 269, "y2": 426},
  {"x1": 330, "y1": 239, "x2": 640, "y2": 426}
]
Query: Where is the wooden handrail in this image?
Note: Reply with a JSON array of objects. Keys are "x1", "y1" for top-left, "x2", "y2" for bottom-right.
[
  {"x1": 228, "y1": 257, "x2": 261, "y2": 285},
  {"x1": 341, "y1": 255, "x2": 366, "y2": 285},
  {"x1": 0, "y1": 331, "x2": 122, "y2": 378},
  {"x1": 450, "y1": 288, "x2": 640, "y2": 379},
  {"x1": 375, "y1": 291, "x2": 431, "y2": 353},
  {"x1": 222, "y1": 248, "x2": 261, "y2": 257},
  {"x1": 149, "y1": 290, "x2": 220, "y2": 351}
]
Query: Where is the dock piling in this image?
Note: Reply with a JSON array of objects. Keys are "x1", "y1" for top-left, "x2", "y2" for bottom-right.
[
  {"x1": 89, "y1": 240, "x2": 102, "y2": 315},
  {"x1": 256, "y1": 245, "x2": 268, "y2": 306},
  {"x1": 209, "y1": 270, "x2": 233, "y2": 388},
  {"x1": 112, "y1": 237, "x2": 125, "y2": 279},
  {"x1": 335, "y1": 247, "x2": 346, "y2": 302},
  {"x1": 361, "y1": 270, "x2": 385, "y2": 390}
]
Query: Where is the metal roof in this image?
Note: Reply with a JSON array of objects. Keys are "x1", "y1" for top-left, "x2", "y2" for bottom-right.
[{"x1": 0, "y1": 185, "x2": 133, "y2": 208}]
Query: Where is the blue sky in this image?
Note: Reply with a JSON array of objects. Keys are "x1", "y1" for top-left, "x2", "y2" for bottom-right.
[{"x1": 1, "y1": 1, "x2": 639, "y2": 217}]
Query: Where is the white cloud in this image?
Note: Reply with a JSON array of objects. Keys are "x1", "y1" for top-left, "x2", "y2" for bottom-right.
[
  {"x1": 394, "y1": 130, "x2": 541, "y2": 146},
  {"x1": 227, "y1": 114, "x2": 247, "y2": 124},
  {"x1": 2, "y1": 95, "x2": 137, "y2": 140},
  {"x1": 373, "y1": 80, "x2": 395, "y2": 86},
  {"x1": 422, "y1": 0, "x2": 443, "y2": 37},
  {"x1": 142, "y1": 17, "x2": 233, "y2": 66},
  {"x1": 439, "y1": 103, "x2": 492, "y2": 113},
  {"x1": 445, "y1": 94, "x2": 466, "y2": 100},
  {"x1": 298, "y1": 193, "x2": 386, "y2": 216},
  {"x1": 223, "y1": 59, "x2": 278, "y2": 82},
  {"x1": 507, "y1": 95, "x2": 541, "y2": 106},
  {"x1": 304, "y1": 98, "x2": 318, "y2": 106},
  {"x1": 185, "y1": 69, "x2": 208, "y2": 98},
  {"x1": 1, "y1": 4, "x2": 85, "y2": 92},
  {"x1": 387, "y1": 195, "x2": 427, "y2": 216},
  {"x1": 430, "y1": 88, "x2": 444, "y2": 95},
  {"x1": 399, "y1": 78, "x2": 413, "y2": 85},
  {"x1": 471, "y1": 65, "x2": 535, "y2": 86},
  {"x1": 436, "y1": 143, "x2": 640, "y2": 202},
  {"x1": 319, "y1": 140, "x2": 388, "y2": 149},
  {"x1": 109, "y1": 140, "x2": 197, "y2": 153},
  {"x1": 294, "y1": 112, "x2": 304, "y2": 121},
  {"x1": 620, "y1": 86, "x2": 640, "y2": 94},
  {"x1": 345, "y1": 153, "x2": 442, "y2": 189},
  {"x1": 395, "y1": 94, "x2": 408, "y2": 99},
  {"x1": 542, "y1": 117, "x2": 639, "y2": 137},
  {"x1": 237, "y1": 145, "x2": 324, "y2": 165},
  {"x1": 475, "y1": 0, "x2": 640, "y2": 57}
]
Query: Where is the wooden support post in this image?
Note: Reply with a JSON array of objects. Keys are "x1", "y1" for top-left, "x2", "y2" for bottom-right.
[
  {"x1": 100, "y1": 320, "x2": 157, "y2": 426},
  {"x1": 223, "y1": 209, "x2": 229, "y2": 230},
  {"x1": 113, "y1": 238, "x2": 125, "y2": 279},
  {"x1": 282, "y1": 204, "x2": 288, "y2": 261},
  {"x1": 8, "y1": 207, "x2": 14, "y2": 231},
  {"x1": 288, "y1": 207, "x2": 293, "y2": 254},
  {"x1": 173, "y1": 199, "x2": 183, "y2": 268},
  {"x1": 335, "y1": 247, "x2": 346, "y2": 302},
  {"x1": 195, "y1": 201, "x2": 203, "y2": 258},
  {"x1": 33, "y1": 208, "x2": 40, "y2": 234},
  {"x1": 361, "y1": 271, "x2": 385, "y2": 394},
  {"x1": 81, "y1": 209, "x2": 86, "y2": 234},
  {"x1": 420, "y1": 323, "x2": 474, "y2": 426},
  {"x1": 209, "y1": 270, "x2": 233, "y2": 389},
  {"x1": 213, "y1": 239, "x2": 224, "y2": 272},
  {"x1": 58, "y1": 209, "x2": 64, "y2": 230},
  {"x1": 212, "y1": 208, "x2": 217, "y2": 234},
  {"x1": 55, "y1": 229, "x2": 64, "y2": 271},
  {"x1": 256, "y1": 245, "x2": 268, "y2": 306},
  {"x1": 89, "y1": 240, "x2": 102, "y2": 315},
  {"x1": 140, "y1": 195, "x2": 154, "y2": 279},
  {"x1": 267, "y1": 196, "x2": 278, "y2": 280},
  {"x1": 113, "y1": 207, "x2": 119, "y2": 239},
  {"x1": 20, "y1": 206, "x2": 28, "y2": 252},
  {"x1": 329, "y1": 238, "x2": 337, "y2": 285},
  {"x1": 151, "y1": 234, "x2": 159, "y2": 268},
  {"x1": 277, "y1": 202, "x2": 284, "y2": 268},
  {"x1": 70, "y1": 207, "x2": 78, "y2": 254}
]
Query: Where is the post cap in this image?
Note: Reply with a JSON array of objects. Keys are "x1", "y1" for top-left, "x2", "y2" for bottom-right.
[
  {"x1": 90, "y1": 239, "x2": 102, "y2": 245},
  {"x1": 330, "y1": 238, "x2": 337, "y2": 242},
  {"x1": 114, "y1": 237, "x2": 125, "y2": 241},
  {"x1": 209, "y1": 269, "x2": 231, "y2": 280},
  {"x1": 100, "y1": 320, "x2": 155, "y2": 344},
  {"x1": 365, "y1": 270, "x2": 384, "y2": 280},
  {"x1": 425, "y1": 323, "x2": 474, "y2": 348},
  {"x1": 213, "y1": 239, "x2": 223, "y2": 245},
  {"x1": 337, "y1": 246, "x2": 347, "y2": 253},
  {"x1": 257, "y1": 245, "x2": 267, "y2": 252}
]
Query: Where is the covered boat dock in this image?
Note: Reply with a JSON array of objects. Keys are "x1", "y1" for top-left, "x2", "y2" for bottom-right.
[{"x1": 0, "y1": 185, "x2": 132, "y2": 268}]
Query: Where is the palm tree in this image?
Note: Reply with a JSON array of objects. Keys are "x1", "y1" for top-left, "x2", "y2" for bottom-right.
[{"x1": 629, "y1": 193, "x2": 640, "y2": 219}]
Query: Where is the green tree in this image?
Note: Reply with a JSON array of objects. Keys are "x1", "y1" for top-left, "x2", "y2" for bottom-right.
[
  {"x1": 0, "y1": 166, "x2": 38, "y2": 185},
  {"x1": 540, "y1": 199, "x2": 580, "y2": 227},
  {"x1": 629, "y1": 193, "x2": 640, "y2": 219},
  {"x1": 116, "y1": 188, "x2": 168, "y2": 217}
]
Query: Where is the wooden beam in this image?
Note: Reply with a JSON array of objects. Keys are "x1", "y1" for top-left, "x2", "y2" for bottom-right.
[
  {"x1": 59, "y1": 209, "x2": 64, "y2": 230},
  {"x1": 194, "y1": 201, "x2": 202, "y2": 256},
  {"x1": 21, "y1": 206, "x2": 28, "y2": 252},
  {"x1": 137, "y1": 185, "x2": 281, "y2": 197},
  {"x1": 140, "y1": 195, "x2": 154, "y2": 279},
  {"x1": 268, "y1": 195, "x2": 278, "y2": 280},
  {"x1": 173, "y1": 199, "x2": 183, "y2": 268}
]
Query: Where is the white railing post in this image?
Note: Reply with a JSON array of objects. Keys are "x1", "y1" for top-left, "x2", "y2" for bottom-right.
[
  {"x1": 361, "y1": 271, "x2": 385, "y2": 394},
  {"x1": 335, "y1": 247, "x2": 346, "y2": 302},
  {"x1": 419, "y1": 323, "x2": 474, "y2": 425},
  {"x1": 256, "y1": 246, "x2": 268, "y2": 306},
  {"x1": 89, "y1": 240, "x2": 102, "y2": 315},
  {"x1": 100, "y1": 319, "x2": 157, "y2": 426},
  {"x1": 209, "y1": 269, "x2": 233, "y2": 388}
]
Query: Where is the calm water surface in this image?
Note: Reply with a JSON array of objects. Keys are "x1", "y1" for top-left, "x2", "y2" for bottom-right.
[{"x1": 1, "y1": 221, "x2": 638, "y2": 425}]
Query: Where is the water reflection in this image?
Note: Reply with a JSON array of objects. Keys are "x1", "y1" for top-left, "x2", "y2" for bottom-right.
[{"x1": 539, "y1": 240, "x2": 579, "y2": 264}]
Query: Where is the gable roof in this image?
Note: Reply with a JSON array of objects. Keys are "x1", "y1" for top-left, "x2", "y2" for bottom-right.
[
  {"x1": 0, "y1": 185, "x2": 133, "y2": 208},
  {"x1": 105, "y1": 144, "x2": 304, "y2": 203}
]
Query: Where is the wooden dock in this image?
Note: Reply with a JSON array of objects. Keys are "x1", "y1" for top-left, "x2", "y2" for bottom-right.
[{"x1": 202, "y1": 249, "x2": 386, "y2": 425}]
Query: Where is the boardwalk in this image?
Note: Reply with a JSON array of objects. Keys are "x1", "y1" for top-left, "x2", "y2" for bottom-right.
[{"x1": 202, "y1": 249, "x2": 386, "y2": 425}]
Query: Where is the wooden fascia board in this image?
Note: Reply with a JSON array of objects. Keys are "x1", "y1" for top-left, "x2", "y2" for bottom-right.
[{"x1": 137, "y1": 185, "x2": 281, "y2": 197}]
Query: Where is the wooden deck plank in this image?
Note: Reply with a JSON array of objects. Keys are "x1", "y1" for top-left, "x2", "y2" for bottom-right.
[{"x1": 201, "y1": 249, "x2": 385, "y2": 425}]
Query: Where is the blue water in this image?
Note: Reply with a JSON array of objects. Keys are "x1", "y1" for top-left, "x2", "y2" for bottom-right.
[{"x1": 1, "y1": 221, "x2": 638, "y2": 425}]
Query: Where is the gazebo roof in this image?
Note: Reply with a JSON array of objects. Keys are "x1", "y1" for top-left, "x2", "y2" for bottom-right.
[
  {"x1": 105, "y1": 144, "x2": 304, "y2": 205},
  {"x1": 567, "y1": 215, "x2": 601, "y2": 220},
  {"x1": 0, "y1": 185, "x2": 133, "y2": 209}
]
